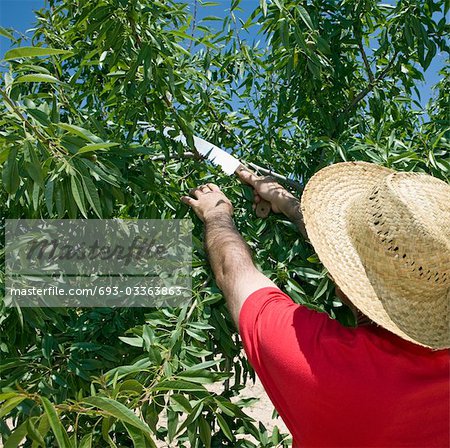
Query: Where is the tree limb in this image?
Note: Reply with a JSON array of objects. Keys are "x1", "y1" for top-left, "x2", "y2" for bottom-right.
[
  {"x1": 187, "y1": 0, "x2": 197, "y2": 52},
  {"x1": 341, "y1": 50, "x2": 399, "y2": 116},
  {"x1": 357, "y1": 38, "x2": 374, "y2": 83},
  {"x1": 0, "y1": 89, "x2": 67, "y2": 156}
]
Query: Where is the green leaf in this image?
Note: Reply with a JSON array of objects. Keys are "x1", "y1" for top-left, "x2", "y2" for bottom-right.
[
  {"x1": 0, "y1": 392, "x2": 20, "y2": 401},
  {"x1": 14, "y1": 74, "x2": 62, "y2": 84},
  {"x1": 176, "y1": 401, "x2": 204, "y2": 435},
  {"x1": 76, "y1": 142, "x2": 119, "y2": 154},
  {"x1": 216, "y1": 413, "x2": 234, "y2": 441},
  {"x1": 177, "y1": 368, "x2": 229, "y2": 384},
  {"x1": 79, "y1": 433, "x2": 93, "y2": 448},
  {"x1": 4, "y1": 420, "x2": 28, "y2": 448},
  {"x1": 26, "y1": 417, "x2": 46, "y2": 446},
  {"x1": 215, "y1": 400, "x2": 251, "y2": 420},
  {"x1": 57, "y1": 123, "x2": 103, "y2": 143},
  {"x1": 260, "y1": 0, "x2": 268, "y2": 17},
  {"x1": 32, "y1": 414, "x2": 50, "y2": 448},
  {"x1": 101, "y1": 417, "x2": 117, "y2": 448},
  {"x1": 124, "y1": 422, "x2": 157, "y2": 448},
  {"x1": 45, "y1": 179, "x2": 54, "y2": 215},
  {"x1": 26, "y1": 108, "x2": 52, "y2": 126},
  {"x1": 41, "y1": 397, "x2": 72, "y2": 448},
  {"x1": 118, "y1": 380, "x2": 144, "y2": 394},
  {"x1": 42, "y1": 334, "x2": 54, "y2": 359},
  {"x1": 83, "y1": 397, "x2": 153, "y2": 436},
  {"x1": 153, "y1": 380, "x2": 208, "y2": 392},
  {"x1": 0, "y1": 27, "x2": 14, "y2": 40},
  {"x1": 198, "y1": 416, "x2": 211, "y2": 448},
  {"x1": 25, "y1": 143, "x2": 44, "y2": 187},
  {"x1": 167, "y1": 409, "x2": 179, "y2": 442},
  {"x1": 2, "y1": 146, "x2": 20, "y2": 194},
  {"x1": 296, "y1": 5, "x2": 314, "y2": 31},
  {"x1": 81, "y1": 174, "x2": 103, "y2": 218},
  {"x1": 170, "y1": 394, "x2": 193, "y2": 413},
  {"x1": 0, "y1": 395, "x2": 26, "y2": 419},
  {"x1": 70, "y1": 174, "x2": 87, "y2": 217},
  {"x1": 4, "y1": 46, "x2": 73, "y2": 60},
  {"x1": 118, "y1": 336, "x2": 143, "y2": 347},
  {"x1": 313, "y1": 276, "x2": 329, "y2": 301}
]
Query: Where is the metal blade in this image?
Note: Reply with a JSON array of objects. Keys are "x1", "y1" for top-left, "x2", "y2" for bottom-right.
[{"x1": 161, "y1": 127, "x2": 241, "y2": 175}]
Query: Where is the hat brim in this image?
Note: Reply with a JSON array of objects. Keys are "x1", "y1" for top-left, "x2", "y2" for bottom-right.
[{"x1": 300, "y1": 161, "x2": 427, "y2": 346}]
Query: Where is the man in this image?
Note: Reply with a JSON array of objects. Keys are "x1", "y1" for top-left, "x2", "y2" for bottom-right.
[{"x1": 181, "y1": 161, "x2": 450, "y2": 447}]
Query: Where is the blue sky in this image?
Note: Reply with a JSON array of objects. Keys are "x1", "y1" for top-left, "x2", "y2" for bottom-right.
[{"x1": 0, "y1": 0, "x2": 446, "y2": 108}]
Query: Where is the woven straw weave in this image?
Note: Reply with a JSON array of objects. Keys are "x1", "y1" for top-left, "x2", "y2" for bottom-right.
[{"x1": 300, "y1": 161, "x2": 450, "y2": 349}]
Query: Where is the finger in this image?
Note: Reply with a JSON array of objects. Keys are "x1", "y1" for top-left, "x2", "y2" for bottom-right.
[
  {"x1": 206, "y1": 183, "x2": 220, "y2": 192},
  {"x1": 189, "y1": 187, "x2": 203, "y2": 199},
  {"x1": 181, "y1": 196, "x2": 196, "y2": 206},
  {"x1": 252, "y1": 203, "x2": 256, "y2": 211},
  {"x1": 254, "y1": 193, "x2": 261, "y2": 204},
  {"x1": 237, "y1": 168, "x2": 259, "y2": 187}
]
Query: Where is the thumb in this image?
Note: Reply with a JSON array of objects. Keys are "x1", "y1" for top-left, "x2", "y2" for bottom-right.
[{"x1": 237, "y1": 168, "x2": 258, "y2": 186}]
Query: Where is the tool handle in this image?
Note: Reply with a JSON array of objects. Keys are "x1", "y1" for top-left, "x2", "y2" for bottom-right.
[
  {"x1": 236, "y1": 165, "x2": 271, "y2": 218},
  {"x1": 255, "y1": 198, "x2": 271, "y2": 218}
]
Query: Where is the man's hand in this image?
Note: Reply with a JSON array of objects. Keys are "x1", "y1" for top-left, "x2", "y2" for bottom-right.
[
  {"x1": 181, "y1": 183, "x2": 233, "y2": 222},
  {"x1": 237, "y1": 169, "x2": 295, "y2": 215},
  {"x1": 237, "y1": 169, "x2": 308, "y2": 239}
]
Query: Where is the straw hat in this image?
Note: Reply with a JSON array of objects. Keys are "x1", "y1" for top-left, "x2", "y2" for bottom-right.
[{"x1": 300, "y1": 161, "x2": 450, "y2": 349}]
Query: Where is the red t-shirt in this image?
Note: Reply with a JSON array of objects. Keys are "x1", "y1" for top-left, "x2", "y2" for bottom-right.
[{"x1": 238, "y1": 287, "x2": 450, "y2": 448}]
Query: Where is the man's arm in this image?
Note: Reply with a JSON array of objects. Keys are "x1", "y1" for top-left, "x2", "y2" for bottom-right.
[
  {"x1": 204, "y1": 211, "x2": 276, "y2": 326},
  {"x1": 182, "y1": 183, "x2": 276, "y2": 328}
]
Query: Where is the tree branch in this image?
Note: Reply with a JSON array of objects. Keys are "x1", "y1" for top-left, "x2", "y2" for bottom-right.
[
  {"x1": 0, "y1": 89, "x2": 67, "y2": 156},
  {"x1": 357, "y1": 38, "x2": 374, "y2": 83},
  {"x1": 187, "y1": 0, "x2": 197, "y2": 52},
  {"x1": 341, "y1": 50, "x2": 399, "y2": 116}
]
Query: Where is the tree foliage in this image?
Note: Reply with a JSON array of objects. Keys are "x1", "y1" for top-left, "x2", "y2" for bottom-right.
[{"x1": 0, "y1": 0, "x2": 449, "y2": 446}]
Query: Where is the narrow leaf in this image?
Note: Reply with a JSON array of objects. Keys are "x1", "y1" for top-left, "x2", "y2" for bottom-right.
[
  {"x1": 70, "y1": 175, "x2": 87, "y2": 217},
  {"x1": 153, "y1": 380, "x2": 207, "y2": 392},
  {"x1": 4, "y1": 420, "x2": 28, "y2": 448},
  {"x1": 14, "y1": 74, "x2": 62, "y2": 84},
  {"x1": 41, "y1": 397, "x2": 72, "y2": 448},
  {"x1": 0, "y1": 27, "x2": 14, "y2": 40},
  {"x1": 81, "y1": 174, "x2": 102, "y2": 218},
  {"x1": 83, "y1": 397, "x2": 153, "y2": 435},
  {"x1": 2, "y1": 146, "x2": 20, "y2": 194},
  {"x1": 296, "y1": 5, "x2": 314, "y2": 31},
  {"x1": 198, "y1": 416, "x2": 211, "y2": 448},
  {"x1": 26, "y1": 417, "x2": 46, "y2": 446},
  {"x1": 216, "y1": 413, "x2": 234, "y2": 441},
  {"x1": 79, "y1": 433, "x2": 93, "y2": 448},
  {"x1": 76, "y1": 142, "x2": 119, "y2": 154},
  {"x1": 0, "y1": 396, "x2": 26, "y2": 419},
  {"x1": 124, "y1": 422, "x2": 156, "y2": 448},
  {"x1": 57, "y1": 123, "x2": 103, "y2": 143},
  {"x1": 4, "y1": 46, "x2": 72, "y2": 60}
]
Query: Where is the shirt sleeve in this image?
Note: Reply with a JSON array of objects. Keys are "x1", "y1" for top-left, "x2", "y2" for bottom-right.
[{"x1": 238, "y1": 286, "x2": 332, "y2": 372}]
